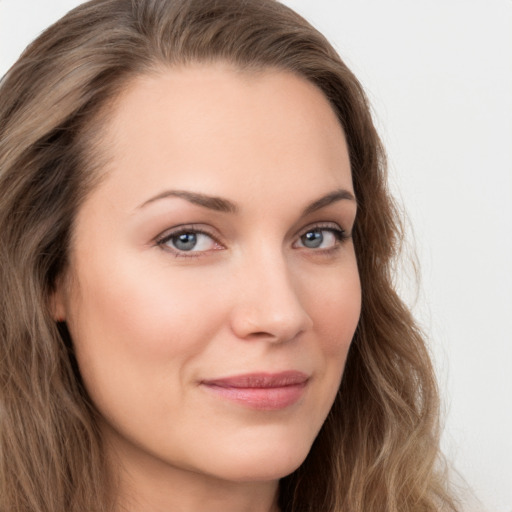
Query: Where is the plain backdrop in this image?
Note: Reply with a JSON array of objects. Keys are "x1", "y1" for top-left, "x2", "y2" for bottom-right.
[{"x1": 1, "y1": 1, "x2": 511, "y2": 511}]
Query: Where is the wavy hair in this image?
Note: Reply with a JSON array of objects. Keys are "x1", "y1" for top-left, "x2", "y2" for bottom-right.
[{"x1": 0, "y1": 0, "x2": 458, "y2": 510}]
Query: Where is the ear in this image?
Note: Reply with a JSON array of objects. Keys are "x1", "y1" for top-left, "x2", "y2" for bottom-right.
[{"x1": 49, "y1": 275, "x2": 67, "y2": 322}]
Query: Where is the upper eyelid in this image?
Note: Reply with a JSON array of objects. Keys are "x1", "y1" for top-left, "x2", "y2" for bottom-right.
[
  {"x1": 295, "y1": 221, "x2": 347, "y2": 237},
  {"x1": 156, "y1": 221, "x2": 344, "y2": 237},
  {"x1": 294, "y1": 224, "x2": 347, "y2": 243},
  {"x1": 155, "y1": 224, "x2": 220, "y2": 243}
]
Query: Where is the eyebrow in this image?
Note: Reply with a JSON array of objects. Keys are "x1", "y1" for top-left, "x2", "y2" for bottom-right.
[
  {"x1": 301, "y1": 189, "x2": 356, "y2": 215},
  {"x1": 139, "y1": 190, "x2": 238, "y2": 213},
  {"x1": 138, "y1": 188, "x2": 356, "y2": 214}
]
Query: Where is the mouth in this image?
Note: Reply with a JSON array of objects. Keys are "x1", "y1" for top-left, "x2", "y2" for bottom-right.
[{"x1": 200, "y1": 371, "x2": 309, "y2": 410}]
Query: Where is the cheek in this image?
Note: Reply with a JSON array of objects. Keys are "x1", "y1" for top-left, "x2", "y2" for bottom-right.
[
  {"x1": 65, "y1": 257, "x2": 231, "y2": 426},
  {"x1": 64, "y1": 254, "x2": 234, "y2": 424},
  {"x1": 302, "y1": 258, "x2": 361, "y2": 357},
  {"x1": 294, "y1": 254, "x2": 361, "y2": 426},
  {"x1": 71, "y1": 255, "x2": 228, "y2": 361}
]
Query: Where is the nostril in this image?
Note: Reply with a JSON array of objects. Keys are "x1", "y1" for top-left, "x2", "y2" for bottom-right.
[
  {"x1": 245, "y1": 330, "x2": 291, "y2": 341},
  {"x1": 249, "y1": 332, "x2": 271, "y2": 338}
]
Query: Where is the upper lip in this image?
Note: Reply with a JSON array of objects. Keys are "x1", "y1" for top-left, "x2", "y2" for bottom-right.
[{"x1": 201, "y1": 371, "x2": 309, "y2": 388}]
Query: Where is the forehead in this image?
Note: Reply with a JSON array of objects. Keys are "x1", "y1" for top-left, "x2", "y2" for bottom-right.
[{"x1": 88, "y1": 63, "x2": 352, "y2": 211}]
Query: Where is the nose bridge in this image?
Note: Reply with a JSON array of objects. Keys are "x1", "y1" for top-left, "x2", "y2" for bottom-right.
[{"x1": 230, "y1": 244, "x2": 312, "y2": 342}]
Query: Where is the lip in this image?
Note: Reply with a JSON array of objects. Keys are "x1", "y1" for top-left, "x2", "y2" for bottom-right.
[{"x1": 200, "y1": 371, "x2": 309, "y2": 410}]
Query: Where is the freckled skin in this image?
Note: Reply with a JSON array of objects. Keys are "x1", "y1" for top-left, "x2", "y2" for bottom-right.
[{"x1": 53, "y1": 64, "x2": 361, "y2": 512}]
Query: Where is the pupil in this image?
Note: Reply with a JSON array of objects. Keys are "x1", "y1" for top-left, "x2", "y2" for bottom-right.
[
  {"x1": 302, "y1": 230, "x2": 323, "y2": 248},
  {"x1": 174, "y1": 232, "x2": 197, "y2": 251}
]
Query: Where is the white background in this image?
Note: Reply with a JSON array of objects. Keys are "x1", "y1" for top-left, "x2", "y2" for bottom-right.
[{"x1": 1, "y1": 1, "x2": 511, "y2": 511}]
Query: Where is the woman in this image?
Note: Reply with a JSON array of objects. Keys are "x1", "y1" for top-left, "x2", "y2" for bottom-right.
[{"x1": 0, "y1": 0, "x2": 458, "y2": 511}]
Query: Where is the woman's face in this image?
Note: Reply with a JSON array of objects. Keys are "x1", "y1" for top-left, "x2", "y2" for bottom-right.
[{"x1": 54, "y1": 65, "x2": 360, "y2": 485}]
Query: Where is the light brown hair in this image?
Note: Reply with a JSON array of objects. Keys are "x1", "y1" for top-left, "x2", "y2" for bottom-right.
[{"x1": 0, "y1": 1, "x2": 458, "y2": 510}]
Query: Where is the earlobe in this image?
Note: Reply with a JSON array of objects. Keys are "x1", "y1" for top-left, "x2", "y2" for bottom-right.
[{"x1": 49, "y1": 276, "x2": 67, "y2": 322}]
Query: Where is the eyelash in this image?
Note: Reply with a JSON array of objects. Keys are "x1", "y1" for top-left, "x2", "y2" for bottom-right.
[
  {"x1": 155, "y1": 225, "x2": 222, "y2": 258},
  {"x1": 155, "y1": 223, "x2": 350, "y2": 258},
  {"x1": 295, "y1": 223, "x2": 349, "y2": 253}
]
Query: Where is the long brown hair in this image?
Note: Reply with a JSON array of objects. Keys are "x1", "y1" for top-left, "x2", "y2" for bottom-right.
[{"x1": 0, "y1": 1, "x2": 458, "y2": 510}]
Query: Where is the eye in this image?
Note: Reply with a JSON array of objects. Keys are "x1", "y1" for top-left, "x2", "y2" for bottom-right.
[
  {"x1": 156, "y1": 227, "x2": 223, "y2": 256},
  {"x1": 294, "y1": 226, "x2": 347, "y2": 250}
]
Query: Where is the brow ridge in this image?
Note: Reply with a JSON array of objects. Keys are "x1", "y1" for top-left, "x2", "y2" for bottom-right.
[
  {"x1": 302, "y1": 189, "x2": 356, "y2": 216},
  {"x1": 139, "y1": 190, "x2": 238, "y2": 213},
  {"x1": 139, "y1": 187, "x2": 355, "y2": 215}
]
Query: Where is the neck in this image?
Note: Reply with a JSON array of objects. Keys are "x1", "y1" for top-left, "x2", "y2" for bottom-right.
[{"x1": 115, "y1": 462, "x2": 280, "y2": 512}]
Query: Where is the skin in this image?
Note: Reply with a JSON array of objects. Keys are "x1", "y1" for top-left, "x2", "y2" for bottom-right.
[{"x1": 53, "y1": 64, "x2": 361, "y2": 512}]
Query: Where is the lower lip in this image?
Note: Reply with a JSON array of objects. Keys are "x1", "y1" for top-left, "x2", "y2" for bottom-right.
[{"x1": 201, "y1": 382, "x2": 308, "y2": 410}]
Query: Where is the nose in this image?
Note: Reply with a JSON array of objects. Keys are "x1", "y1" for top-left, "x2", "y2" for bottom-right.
[{"x1": 229, "y1": 251, "x2": 313, "y2": 343}]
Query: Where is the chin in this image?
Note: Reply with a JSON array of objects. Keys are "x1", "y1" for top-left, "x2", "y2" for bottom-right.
[{"x1": 201, "y1": 435, "x2": 312, "y2": 483}]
